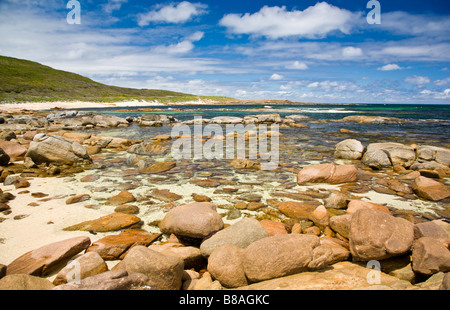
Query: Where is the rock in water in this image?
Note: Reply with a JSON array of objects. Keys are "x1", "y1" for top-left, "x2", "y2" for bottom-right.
[
  {"x1": 296, "y1": 163, "x2": 358, "y2": 185},
  {"x1": 6, "y1": 236, "x2": 91, "y2": 276},
  {"x1": 26, "y1": 134, "x2": 92, "y2": 165},
  {"x1": 63, "y1": 213, "x2": 142, "y2": 232},
  {"x1": 334, "y1": 139, "x2": 365, "y2": 160},
  {"x1": 412, "y1": 176, "x2": 450, "y2": 201},
  {"x1": 362, "y1": 143, "x2": 416, "y2": 169}
]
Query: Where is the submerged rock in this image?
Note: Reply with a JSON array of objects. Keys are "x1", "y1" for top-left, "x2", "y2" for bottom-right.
[{"x1": 296, "y1": 163, "x2": 358, "y2": 185}]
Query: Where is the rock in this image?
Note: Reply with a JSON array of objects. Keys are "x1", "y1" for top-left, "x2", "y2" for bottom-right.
[
  {"x1": 0, "y1": 148, "x2": 10, "y2": 166},
  {"x1": 189, "y1": 178, "x2": 221, "y2": 188},
  {"x1": 362, "y1": 143, "x2": 416, "y2": 169},
  {"x1": 192, "y1": 193, "x2": 212, "y2": 202},
  {"x1": 285, "y1": 115, "x2": 312, "y2": 123},
  {"x1": 107, "y1": 190, "x2": 136, "y2": 205},
  {"x1": 346, "y1": 200, "x2": 391, "y2": 215},
  {"x1": 80, "y1": 174, "x2": 100, "y2": 182},
  {"x1": 86, "y1": 229, "x2": 161, "y2": 260},
  {"x1": 412, "y1": 237, "x2": 450, "y2": 276},
  {"x1": 349, "y1": 209, "x2": 414, "y2": 261},
  {"x1": 150, "y1": 189, "x2": 182, "y2": 202},
  {"x1": 159, "y1": 202, "x2": 224, "y2": 239},
  {"x1": 296, "y1": 163, "x2": 358, "y2": 185},
  {"x1": 0, "y1": 264, "x2": 5, "y2": 279},
  {"x1": 14, "y1": 179, "x2": 30, "y2": 189},
  {"x1": 207, "y1": 244, "x2": 248, "y2": 288},
  {"x1": 278, "y1": 201, "x2": 317, "y2": 220},
  {"x1": 236, "y1": 261, "x2": 412, "y2": 290},
  {"x1": 308, "y1": 205, "x2": 329, "y2": 230},
  {"x1": 341, "y1": 115, "x2": 406, "y2": 124},
  {"x1": 239, "y1": 193, "x2": 262, "y2": 202},
  {"x1": 230, "y1": 158, "x2": 260, "y2": 169},
  {"x1": 114, "y1": 204, "x2": 140, "y2": 215},
  {"x1": 334, "y1": 139, "x2": 365, "y2": 160},
  {"x1": 259, "y1": 220, "x2": 288, "y2": 236},
  {"x1": 412, "y1": 176, "x2": 450, "y2": 201},
  {"x1": 440, "y1": 272, "x2": 450, "y2": 290},
  {"x1": 414, "y1": 221, "x2": 449, "y2": 240},
  {"x1": 0, "y1": 274, "x2": 54, "y2": 290},
  {"x1": 66, "y1": 194, "x2": 91, "y2": 205},
  {"x1": 26, "y1": 135, "x2": 92, "y2": 166},
  {"x1": 199, "y1": 218, "x2": 268, "y2": 257},
  {"x1": 53, "y1": 252, "x2": 108, "y2": 286},
  {"x1": 329, "y1": 214, "x2": 351, "y2": 239},
  {"x1": 148, "y1": 243, "x2": 205, "y2": 270},
  {"x1": 324, "y1": 191, "x2": 349, "y2": 209},
  {"x1": 0, "y1": 140, "x2": 27, "y2": 161},
  {"x1": 386, "y1": 179, "x2": 413, "y2": 194},
  {"x1": 209, "y1": 116, "x2": 243, "y2": 124},
  {"x1": 389, "y1": 263, "x2": 415, "y2": 284},
  {"x1": 242, "y1": 234, "x2": 331, "y2": 283},
  {"x1": 127, "y1": 142, "x2": 169, "y2": 155},
  {"x1": 53, "y1": 269, "x2": 151, "y2": 290},
  {"x1": 115, "y1": 245, "x2": 184, "y2": 290},
  {"x1": 140, "y1": 162, "x2": 176, "y2": 174},
  {"x1": 6, "y1": 236, "x2": 91, "y2": 276},
  {"x1": 63, "y1": 213, "x2": 142, "y2": 233},
  {"x1": 319, "y1": 237, "x2": 350, "y2": 264},
  {"x1": 411, "y1": 145, "x2": 450, "y2": 171}
]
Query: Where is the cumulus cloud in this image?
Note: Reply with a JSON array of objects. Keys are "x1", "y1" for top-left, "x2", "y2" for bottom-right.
[
  {"x1": 103, "y1": 0, "x2": 128, "y2": 14},
  {"x1": 269, "y1": 73, "x2": 284, "y2": 80},
  {"x1": 287, "y1": 61, "x2": 309, "y2": 70},
  {"x1": 342, "y1": 46, "x2": 363, "y2": 57},
  {"x1": 219, "y1": 2, "x2": 359, "y2": 39},
  {"x1": 405, "y1": 75, "x2": 431, "y2": 85},
  {"x1": 138, "y1": 1, "x2": 208, "y2": 26},
  {"x1": 378, "y1": 64, "x2": 402, "y2": 71}
]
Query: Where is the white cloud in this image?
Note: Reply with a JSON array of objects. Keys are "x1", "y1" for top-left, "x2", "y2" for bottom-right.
[
  {"x1": 287, "y1": 61, "x2": 308, "y2": 70},
  {"x1": 269, "y1": 73, "x2": 284, "y2": 80},
  {"x1": 405, "y1": 75, "x2": 431, "y2": 85},
  {"x1": 219, "y1": 2, "x2": 359, "y2": 39},
  {"x1": 342, "y1": 46, "x2": 363, "y2": 57},
  {"x1": 379, "y1": 11, "x2": 450, "y2": 37},
  {"x1": 138, "y1": 1, "x2": 208, "y2": 26},
  {"x1": 378, "y1": 64, "x2": 402, "y2": 71},
  {"x1": 434, "y1": 77, "x2": 450, "y2": 86},
  {"x1": 103, "y1": 0, "x2": 128, "y2": 14}
]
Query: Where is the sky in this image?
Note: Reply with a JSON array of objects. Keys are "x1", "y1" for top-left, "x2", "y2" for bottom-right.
[{"x1": 0, "y1": 0, "x2": 449, "y2": 104}]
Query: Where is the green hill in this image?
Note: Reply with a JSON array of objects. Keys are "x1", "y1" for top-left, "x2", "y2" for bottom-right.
[{"x1": 0, "y1": 55, "x2": 229, "y2": 103}]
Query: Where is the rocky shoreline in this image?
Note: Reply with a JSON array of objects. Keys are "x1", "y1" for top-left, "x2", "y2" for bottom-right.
[{"x1": 0, "y1": 108, "x2": 449, "y2": 290}]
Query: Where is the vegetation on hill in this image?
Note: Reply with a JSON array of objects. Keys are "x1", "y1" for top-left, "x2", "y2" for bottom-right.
[{"x1": 0, "y1": 55, "x2": 230, "y2": 103}]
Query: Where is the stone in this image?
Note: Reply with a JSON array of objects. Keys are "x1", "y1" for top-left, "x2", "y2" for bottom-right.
[
  {"x1": 209, "y1": 116, "x2": 243, "y2": 124},
  {"x1": 86, "y1": 229, "x2": 161, "y2": 260},
  {"x1": 107, "y1": 190, "x2": 136, "y2": 205},
  {"x1": 0, "y1": 274, "x2": 54, "y2": 290},
  {"x1": 334, "y1": 139, "x2": 365, "y2": 160},
  {"x1": 414, "y1": 221, "x2": 449, "y2": 240},
  {"x1": 230, "y1": 158, "x2": 260, "y2": 169},
  {"x1": 63, "y1": 213, "x2": 142, "y2": 233},
  {"x1": 192, "y1": 193, "x2": 212, "y2": 202},
  {"x1": 6, "y1": 236, "x2": 91, "y2": 276},
  {"x1": 411, "y1": 237, "x2": 450, "y2": 276},
  {"x1": 440, "y1": 272, "x2": 450, "y2": 290},
  {"x1": 114, "y1": 204, "x2": 140, "y2": 215},
  {"x1": 329, "y1": 214, "x2": 351, "y2": 239},
  {"x1": 308, "y1": 205, "x2": 330, "y2": 230},
  {"x1": 53, "y1": 252, "x2": 108, "y2": 286},
  {"x1": 285, "y1": 115, "x2": 312, "y2": 122},
  {"x1": 140, "y1": 162, "x2": 176, "y2": 174},
  {"x1": 412, "y1": 176, "x2": 450, "y2": 201},
  {"x1": 319, "y1": 237, "x2": 350, "y2": 264},
  {"x1": 115, "y1": 245, "x2": 184, "y2": 290},
  {"x1": 66, "y1": 194, "x2": 91, "y2": 205},
  {"x1": 189, "y1": 178, "x2": 221, "y2": 188},
  {"x1": 349, "y1": 209, "x2": 414, "y2": 261},
  {"x1": 236, "y1": 261, "x2": 412, "y2": 290},
  {"x1": 53, "y1": 270, "x2": 151, "y2": 290},
  {"x1": 26, "y1": 135, "x2": 92, "y2": 165},
  {"x1": 346, "y1": 200, "x2": 391, "y2": 215},
  {"x1": 341, "y1": 115, "x2": 406, "y2": 124},
  {"x1": 324, "y1": 191, "x2": 349, "y2": 209},
  {"x1": 207, "y1": 244, "x2": 248, "y2": 288},
  {"x1": 127, "y1": 142, "x2": 169, "y2": 155},
  {"x1": 411, "y1": 145, "x2": 450, "y2": 171},
  {"x1": 159, "y1": 202, "x2": 224, "y2": 239},
  {"x1": 296, "y1": 163, "x2": 358, "y2": 185},
  {"x1": 242, "y1": 234, "x2": 329, "y2": 283},
  {"x1": 150, "y1": 189, "x2": 182, "y2": 202},
  {"x1": 259, "y1": 220, "x2": 288, "y2": 236},
  {"x1": 0, "y1": 148, "x2": 10, "y2": 166},
  {"x1": 362, "y1": 143, "x2": 416, "y2": 169},
  {"x1": 80, "y1": 174, "x2": 99, "y2": 182},
  {"x1": 148, "y1": 243, "x2": 205, "y2": 270},
  {"x1": 200, "y1": 218, "x2": 269, "y2": 257},
  {"x1": 278, "y1": 201, "x2": 317, "y2": 220},
  {"x1": 0, "y1": 140, "x2": 27, "y2": 160}
]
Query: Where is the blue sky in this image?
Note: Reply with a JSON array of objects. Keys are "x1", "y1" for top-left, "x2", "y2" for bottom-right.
[{"x1": 0, "y1": 0, "x2": 449, "y2": 104}]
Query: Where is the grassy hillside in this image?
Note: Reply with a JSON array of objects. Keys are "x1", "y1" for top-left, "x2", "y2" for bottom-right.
[{"x1": 0, "y1": 55, "x2": 230, "y2": 103}]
